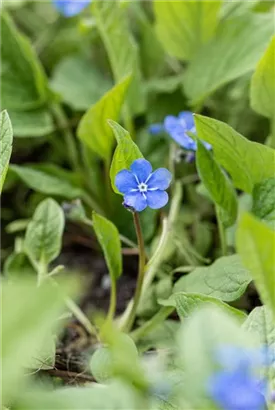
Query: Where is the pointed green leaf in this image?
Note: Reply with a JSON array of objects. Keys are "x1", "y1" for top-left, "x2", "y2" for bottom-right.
[
  {"x1": 196, "y1": 139, "x2": 238, "y2": 227},
  {"x1": 237, "y1": 212, "x2": 275, "y2": 316},
  {"x1": 184, "y1": 14, "x2": 274, "y2": 106},
  {"x1": 173, "y1": 255, "x2": 252, "y2": 302},
  {"x1": 109, "y1": 121, "x2": 143, "y2": 193},
  {"x1": 25, "y1": 198, "x2": 64, "y2": 265},
  {"x1": 154, "y1": 0, "x2": 221, "y2": 61},
  {"x1": 0, "y1": 110, "x2": 13, "y2": 192},
  {"x1": 77, "y1": 76, "x2": 131, "y2": 160},
  {"x1": 92, "y1": 212, "x2": 122, "y2": 281},
  {"x1": 194, "y1": 115, "x2": 275, "y2": 193},
  {"x1": 93, "y1": 1, "x2": 145, "y2": 115},
  {"x1": 251, "y1": 35, "x2": 275, "y2": 118}
]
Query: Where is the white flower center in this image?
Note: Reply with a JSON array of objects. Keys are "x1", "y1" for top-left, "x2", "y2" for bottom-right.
[{"x1": 138, "y1": 182, "x2": 148, "y2": 193}]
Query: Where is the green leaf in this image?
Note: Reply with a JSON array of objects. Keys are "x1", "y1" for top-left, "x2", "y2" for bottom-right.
[
  {"x1": 9, "y1": 107, "x2": 55, "y2": 138},
  {"x1": 196, "y1": 139, "x2": 238, "y2": 227},
  {"x1": 92, "y1": 212, "x2": 122, "y2": 282},
  {"x1": 93, "y1": 1, "x2": 145, "y2": 115},
  {"x1": 160, "y1": 292, "x2": 246, "y2": 322},
  {"x1": 24, "y1": 198, "x2": 64, "y2": 265},
  {"x1": 184, "y1": 14, "x2": 274, "y2": 106},
  {"x1": 77, "y1": 76, "x2": 131, "y2": 160},
  {"x1": 220, "y1": 0, "x2": 259, "y2": 19},
  {"x1": 154, "y1": 0, "x2": 221, "y2": 61},
  {"x1": 194, "y1": 115, "x2": 275, "y2": 193},
  {"x1": 251, "y1": 35, "x2": 275, "y2": 118},
  {"x1": 9, "y1": 164, "x2": 83, "y2": 199},
  {"x1": 2, "y1": 278, "x2": 73, "y2": 403},
  {"x1": 50, "y1": 55, "x2": 112, "y2": 111},
  {"x1": 243, "y1": 306, "x2": 275, "y2": 394},
  {"x1": 109, "y1": 120, "x2": 143, "y2": 193},
  {"x1": 0, "y1": 110, "x2": 13, "y2": 192},
  {"x1": 173, "y1": 255, "x2": 252, "y2": 302},
  {"x1": 3, "y1": 251, "x2": 36, "y2": 280},
  {"x1": 252, "y1": 177, "x2": 275, "y2": 226},
  {"x1": 237, "y1": 212, "x2": 275, "y2": 316},
  {"x1": 1, "y1": 12, "x2": 48, "y2": 110}
]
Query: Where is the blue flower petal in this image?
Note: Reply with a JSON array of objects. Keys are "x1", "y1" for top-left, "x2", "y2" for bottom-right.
[
  {"x1": 115, "y1": 169, "x2": 137, "y2": 194},
  {"x1": 146, "y1": 190, "x2": 169, "y2": 209},
  {"x1": 148, "y1": 123, "x2": 164, "y2": 135},
  {"x1": 164, "y1": 115, "x2": 181, "y2": 134},
  {"x1": 179, "y1": 111, "x2": 195, "y2": 130},
  {"x1": 147, "y1": 168, "x2": 172, "y2": 190},
  {"x1": 53, "y1": 0, "x2": 90, "y2": 17},
  {"x1": 130, "y1": 159, "x2": 152, "y2": 183},
  {"x1": 123, "y1": 192, "x2": 147, "y2": 212}
]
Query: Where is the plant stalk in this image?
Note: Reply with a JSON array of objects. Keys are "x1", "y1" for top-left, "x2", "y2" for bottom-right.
[{"x1": 215, "y1": 205, "x2": 227, "y2": 256}]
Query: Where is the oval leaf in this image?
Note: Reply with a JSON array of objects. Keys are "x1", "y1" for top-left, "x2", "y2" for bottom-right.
[
  {"x1": 0, "y1": 110, "x2": 13, "y2": 192},
  {"x1": 25, "y1": 198, "x2": 64, "y2": 265}
]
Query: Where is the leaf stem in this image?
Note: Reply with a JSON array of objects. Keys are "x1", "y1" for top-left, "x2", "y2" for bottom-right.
[
  {"x1": 122, "y1": 212, "x2": 146, "y2": 332},
  {"x1": 216, "y1": 205, "x2": 227, "y2": 256},
  {"x1": 130, "y1": 306, "x2": 174, "y2": 342},
  {"x1": 107, "y1": 279, "x2": 117, "y2": 322}
]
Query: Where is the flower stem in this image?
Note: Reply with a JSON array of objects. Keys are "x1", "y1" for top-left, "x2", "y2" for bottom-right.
[
  {"x1": 215, "y1": 205, "x2": 227, "y2": 256},
  {"x1": 106, "y1": 280, "x2": 117, "y2": 322},
  {"x1": 130, "y1": 306, "x2": 174, "y2": 342},
  {"x1": 122, "y1": 212, "x2": 146, "y2": 332}
]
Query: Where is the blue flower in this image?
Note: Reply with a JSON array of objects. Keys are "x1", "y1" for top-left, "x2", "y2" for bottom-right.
[
  {"x1": 115, "y1": 159, "x2": 172, "y2": 212},
  {"x1": 148, "y1": 123, "x2": 164, "y2": 135},
  {"x1": 52, "y1": 0, "x2": 91, "y2": 17},
  {"x1": 208, "y1": 346, "x2": 268, "y2": 410},
  {"x1": 164, "y1": 111, "x2": 211, "y2": 152}
]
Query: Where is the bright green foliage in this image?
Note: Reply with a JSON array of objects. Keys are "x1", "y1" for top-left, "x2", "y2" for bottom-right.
[
  {"x1": 160, "y1": 292, "x2": 246, "y2": 322},
  {"x1": 237, "y1": 212, "x2": 275, "y2": 316},
  {"x1": 252, "y1": 177, "x2": 275, "y2": 226},
  {"x1": 2, "y1": 278, "x2": 73, "y2": 404},
  {"x1": 0, "y1": 110, "x2": 13, "y2": 192},
  {"x1": 196, "y1": 139, "x2": 238, "y2": 227},
  {"x1": 9, "y1": 164, "x2": 83, "y2": 199},
  {"x1": 154, "y1": 0, "x2": 221, "y2": 61},
  {"x1": 184, "y1": 13, "x2": 274, "y2": 106},
  {"x1": 194, "y1": 115, "x2": 275, "y2": 193},
  {"x1": 4, "y1": 251, "x2": 36, "y2": 279},
  {"x1": 109, "y1": 120, "x2": 143, "y2": 193},
  {"x1": 77, "y1": 76, "x2": 131, "y2": 160},
  {"x1": 93, "y1": 1, "x2": 145, "y2": 115},
  {"x1": 24, "y1": 198, "x2": 64, "y2": 266},
  {"x1": 90, "y1": 346, "x2": 114, "y2": 383},
  {"x1": 174, "y1": 255, "x2": 252, "y2": 302},
  {"x1": 92, "y1": 212, "x2": 122, "y2": 282},
  {"x1": 50, "y1": 55, "x2": 112, "y2": 111},
  {"x1": 251, "y1": 35, "x2": 275, "y2": 118}
]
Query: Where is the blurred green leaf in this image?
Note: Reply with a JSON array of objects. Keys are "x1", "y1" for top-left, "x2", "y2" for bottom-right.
[
  {"x1": 92, "y1": 211, "x2": 122, "y2": 282},
  {"x1": 25, "y1": 334, "x2": 56, "y2": 371},
  {"x1": 237, "y1": 212, "x2": 275, "y2": 316},
  {"x1": 93, "y1": 1, "x2": 145, "y2": 115},
  {"x1": 160, "y1": 292, "x2": 246, "y2": 322},
  {"x1": 1, "y1": 12, "x2": 48, "y2": 110},
  {"x1": 9, "y1": 164, "x2": 83, "y2": 199},
  {"x1": 2, "y1": 278, "x2": 72, "y2": 404},
  {"x1": 77, "y1": 76, "x2": 131, "y2": 160},
  {"x1": 24, "y1": 198, "x2": 64, "y2": 266},
  {"x1": 196, "y1": 139, "x2": 238, "y2": 227},
  {"x1": 194, "y1": 115, "x2": 275, "y2": 193},
  {"x1": 50, "y1": 55, "x2": 112, "y2": 111},
  {"x1": 0, "y1": 110, "x2": 13, "y2": 192},
  {"x1": 109, "y1": 120, "x2": 143, "y2": 193},
  {"x1": 250, "y1": 35, "x2": 275, "y2": 118},
  {"x1": 184, "y1": 14, "x2": 274, "y2": 106},
  {"x1": 90, "y1": 346, "x2": 114, "y2": 383},
  {"x1": 3, "y1": 251, "x2": 36, "y2": 280},
  {"x1": 220, "y1": 0, "x2": 259, "y2": 19},
  {"x1": 173, "y1": 255, "x2": 252, "y2": 302},
  {"x1": 252, "y1": 177, "x2": 275, "y2": 226},
  {"x1": 154, "y1": 0, "x2": 221, "y2": 61},
  {"x1": 8, "y1": 107, "x2": 55, "y2": 137}
]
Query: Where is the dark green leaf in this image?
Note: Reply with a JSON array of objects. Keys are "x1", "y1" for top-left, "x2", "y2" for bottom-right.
[
  {"x1": 237, "y1": 212, "x2": 275, "y2": 316},
  {"x1": 0, "y1": 110, "x2": 13, "y2": 192},
  {"x1": 9, "y1": 107, "x2": 55, "y2": 138},
  {"x1": 194, "y1": 115, "x2": 275, "y2": 193},
  {"x1": 24, "y1": 198, "x2": 64, "y2": 265},
  {"x1": 173, "y1": 255, "x2": 252, "y2": 302},
  {"x1": 109, "y1": 120, "x2": 143, "y2": 193},
  {"x1": 252, "y1": 177, "x2": 275, "y2": 225},
  {"x1": 196, "y1": 139, "x2": 238, "y2": 227},
  {"x1": 77, "y1": 76, "x2": 131, "y2": 160}
]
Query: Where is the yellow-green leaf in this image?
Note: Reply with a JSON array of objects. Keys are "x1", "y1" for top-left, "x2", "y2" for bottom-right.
[
  {"x1": 0, "y1": 110, "x2": 13, "y2": 192},
  {"x1": 77, "y1": 76, "x2": 131, "y2": 160}
]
